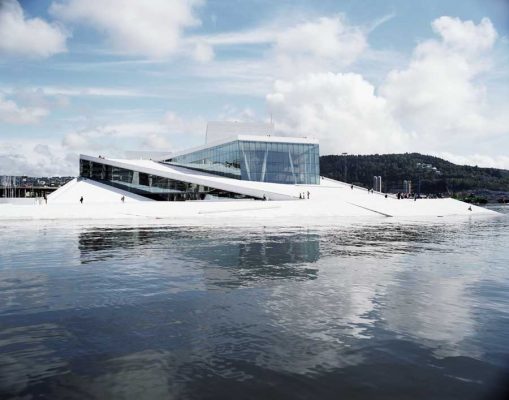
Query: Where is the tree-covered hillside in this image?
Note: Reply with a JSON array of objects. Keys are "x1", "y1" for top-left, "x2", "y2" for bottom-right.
[{"x1": 320, "y1": 153, "x2": 509, "y2": 193}]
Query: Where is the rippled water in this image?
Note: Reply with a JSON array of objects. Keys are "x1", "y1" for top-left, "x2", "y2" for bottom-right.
[{"x1": 1, "y1": 207, "x2": 508, "y2": 399}]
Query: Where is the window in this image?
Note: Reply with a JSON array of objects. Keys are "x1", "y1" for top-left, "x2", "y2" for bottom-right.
[
  {"x1": 163, "y1": 139, "x2": 319, "y2": 184},
  {"x1": 80, "y1": 158, "x2": 259, "y2": 201}
]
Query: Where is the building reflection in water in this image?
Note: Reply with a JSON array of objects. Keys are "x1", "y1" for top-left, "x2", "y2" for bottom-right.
[
  {"x1": 2, "y1": 217, "x2": 507, "y2": 398},
  {"x1": 78, "y1": 226, "x2": 321, "y2": 286},
  {"x1": 258, "y1": 221, "x2": 493, "y2": 374},
  {"x1": 75, "y1": 222, "x2": 484, "y2": 356}
]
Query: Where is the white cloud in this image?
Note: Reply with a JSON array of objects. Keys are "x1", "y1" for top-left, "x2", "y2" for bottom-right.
[
  {"x1": 61, "y1": 122, "x2": 169, "y2": 152},
  {"x1": 42, "y1": 86, "x2": 144, "y2": 97},
  {"x1": 198, "y1": 14, "x2": 366, "y2": 65},
  {"x1": 0, "y1": 141, "x2": 77, "y2": 176},
  {"x1": 194, "y1": 26, "x2": 275, "y2": 46},
  {"x1": 142, "y1": 133, "x2": 172, "y2": 149},
  {"x1": 216, "y1": 104, "x2": 257, "y2": 122},
  {"x1": 191, "y1": 41, "x2": 214, "y2": 63},
  {"x1": 267, "y1": 72, "x2": 409, "y2": 155},
  {"x1": 61, "y1": 111, "x2": 206, "y2": 157},
  {"x1": 8, "y1": 88, "x2": 70, "y2": 109},
  {"x1": 161, "y1": 111, "x2": 206, "y2": 137},
  {"x1": 380, "y1": 16, "x2": 503, "y2": 148},
  {"x1": 1, "y1": 85, "x2": 169, "y2": 99},
  {"x1": 186, "y1": 58, "x2": 274, "y2": 96},
  {"x1": 61, "y1": 131, "x2": 90, "y2": 150},
  {"x1": 266, "y1": 16, "x2": 509, "y2": 165},
  {"x1": 272, "y1": 16, "x2": 367, "y2": 79},
  {"x1": 0, "y1": 94, "x2": 49, "y2": 124},
  {"x1": 177, "y1": 15, "x2": 369, "y2": 97},
  {"x1": 439, "y1": 152, "x2": 509, "y2": 170},
  {"x1": 432, "y1": 16, "x2": 497, "y2": 55},
  {"x1": 195, "y1": 14, "x2": 367, "y2": 74},
  {"x1": 0, "y1": 0, "x2": 68, "y2": 58},
  {"x1": 274, "y1": 15, "x2": 367, "y2": 70},
  {"x1": 50, "y1": 0, "x2": 203, "y2": 58}
]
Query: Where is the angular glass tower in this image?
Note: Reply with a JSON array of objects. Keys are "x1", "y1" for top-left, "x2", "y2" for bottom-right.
[{"x1": 163, "y1": 136, "x2": 320, "y2": 185}]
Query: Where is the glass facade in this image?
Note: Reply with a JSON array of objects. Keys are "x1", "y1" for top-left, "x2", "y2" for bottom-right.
[
  {"x1": 165, "y1": 140, "x2": 320, "y2": 184},
  {"x1": 79, "y1": 159, "x2": 253, "y2": 201}
]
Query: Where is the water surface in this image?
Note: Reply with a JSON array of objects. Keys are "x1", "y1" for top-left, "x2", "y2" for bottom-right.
[{"x1": 1, "y1": 208, "x2": 508, "y2": 399}]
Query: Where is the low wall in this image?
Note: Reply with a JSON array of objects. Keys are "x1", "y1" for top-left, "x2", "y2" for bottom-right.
[{"x1": 0, "y1": 198, "x2": 43, "y2": 205}]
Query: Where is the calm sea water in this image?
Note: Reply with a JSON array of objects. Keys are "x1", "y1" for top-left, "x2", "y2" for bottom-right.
[{"x1": 1, "y1": 207, "x2": 508, "y2": 399}]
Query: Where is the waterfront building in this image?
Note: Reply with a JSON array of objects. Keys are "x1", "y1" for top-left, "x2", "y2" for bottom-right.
[
  {"x1": 78, "y1": 124, "x2": 319, "y2": 201},
  {"x1": 0, "y1": 122, "x2": 495, "y2": 219}
]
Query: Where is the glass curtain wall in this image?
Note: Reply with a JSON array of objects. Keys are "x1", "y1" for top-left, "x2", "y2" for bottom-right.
[
  {"x1": 165, "y1": 140, "x2": 319, "y2": 184},
  {"x1": 166, "y1": 141, "x2": 242, "y2": 179},
  {"x1": 79, "y1": 159, "x2": 248, "y2": 201}
]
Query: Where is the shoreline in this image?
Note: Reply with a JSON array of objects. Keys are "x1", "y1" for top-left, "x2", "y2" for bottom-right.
[{"x1": 0, "y1": 198, "x2": 499, "y2": 224}]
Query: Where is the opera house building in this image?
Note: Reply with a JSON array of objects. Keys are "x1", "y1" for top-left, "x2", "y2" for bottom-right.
[
  {"x1": 78, "y1": 122, "x2": 319, "y2": 202},
  {"x1": 0, "y1": 122, "x2": 495, "y2": 220}
]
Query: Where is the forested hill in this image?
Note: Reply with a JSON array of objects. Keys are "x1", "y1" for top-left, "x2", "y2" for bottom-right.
[{"x1": 319, "y1": 153, "x2": 509, "y2": 193}]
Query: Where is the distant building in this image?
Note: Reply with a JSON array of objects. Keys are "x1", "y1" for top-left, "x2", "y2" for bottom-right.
[
  {"x1": 373, "y1": 176, "x2": 382, "y2": 192},
  {"x1": 403, "y1": 180, "x2": 412, "y2": 194}
]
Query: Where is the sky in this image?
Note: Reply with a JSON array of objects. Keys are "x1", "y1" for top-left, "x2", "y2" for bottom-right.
[{"x1": 0, "y1": 0, "x2": 508, "y2": 176}]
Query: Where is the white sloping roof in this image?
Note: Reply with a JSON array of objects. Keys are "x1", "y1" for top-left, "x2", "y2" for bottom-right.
[
  {"x1": 48, "y1": 178, "x2": 154, "y2": 204},
  {"x1": 80, "y1": 155, "x2": 306, "y2": 200}
]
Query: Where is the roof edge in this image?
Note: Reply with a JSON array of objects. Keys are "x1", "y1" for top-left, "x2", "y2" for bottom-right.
[{"x1": 162, "y1": 134, "x2": 319, "y2": 161}]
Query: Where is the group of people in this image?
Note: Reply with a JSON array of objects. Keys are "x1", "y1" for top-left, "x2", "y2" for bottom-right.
[
  {"x1": 397, "y1": 192, "x2": 412, "y2": 199},
  {"x1": 396, "y1": 192, "x2": 441, "y2": 200},
  {"x1": 299, "y1": 191, "x2": 310, "y2": 199},
  {"x1": 396, "y1": 192, "x2": 420, "y2": 201}
]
